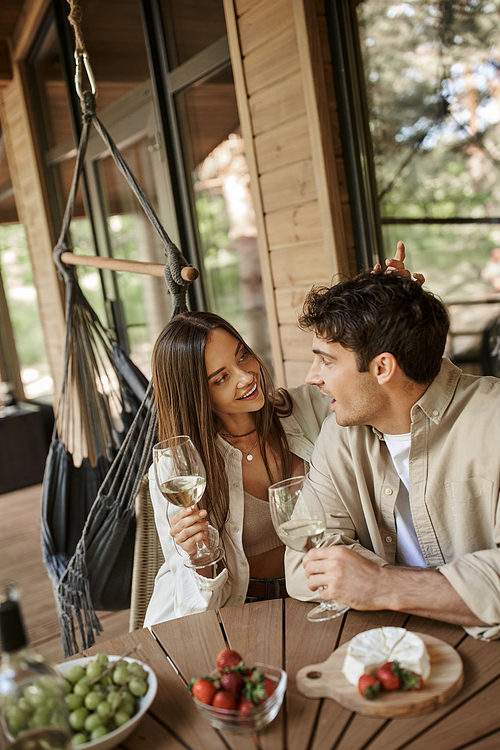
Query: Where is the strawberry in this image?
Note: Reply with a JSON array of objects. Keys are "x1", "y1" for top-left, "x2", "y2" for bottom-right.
[
  {"x1": 216, "y1": 649, "x2": 244, "y2": 674},
  {"x1": 212, "y1": 689, "x2": 238, "y2": 711},
  {"x1": 376, "y1": 662, "x2": 402, "y2": 692},
  {"x1": 258, "y1": 677, "x2": 276, "y2": 702},
  {"x1": 220, "y1": 671, "x2": 244, "y2": 696},
  {"x1": 358, "y1": 674, "x2": 381, "y2": 700},
  {"x1": 237, "y1": 696, "x2": 255, "y2": 717},
  {"x1": 242, "y1": 668, "x2": 276, "y2": 704},
  {"x1": 190, "y1": 678, "x2": 217, "y2": 705},
  {"x1": 400, "y1": 669, "x2": 424, "y2": 691},
  {"x1": 237, "y1": 696, "x2": 255, "y2": 728}
]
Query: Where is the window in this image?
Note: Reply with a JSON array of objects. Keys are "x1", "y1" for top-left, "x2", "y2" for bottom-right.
[{"x1": 339, "y1": 0, "x2": 500, "y2": 363}]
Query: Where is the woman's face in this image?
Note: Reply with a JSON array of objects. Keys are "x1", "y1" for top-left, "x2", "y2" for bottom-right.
[{"x1": 205, "y1": 328, "x2": 265, "y2": 420}]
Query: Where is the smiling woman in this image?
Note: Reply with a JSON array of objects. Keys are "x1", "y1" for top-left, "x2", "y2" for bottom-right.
[{"x1": 144, "y1": 311, "x2": 332, "y2": 625}]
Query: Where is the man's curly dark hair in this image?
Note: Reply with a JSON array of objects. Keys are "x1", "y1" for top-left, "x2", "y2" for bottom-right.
[{"x1": 299, "y1": 272, "x2": 449, "y2": 384}]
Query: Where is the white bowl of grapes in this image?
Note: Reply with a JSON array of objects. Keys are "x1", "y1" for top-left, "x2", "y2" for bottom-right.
[{"x1": 57, "y1": 653, "x2": 157, "y2": 750}]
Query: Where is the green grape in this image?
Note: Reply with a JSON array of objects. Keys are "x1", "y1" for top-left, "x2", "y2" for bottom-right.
[
  {"x1": 65, "y1": 665, "x2": 86, "y2": 684},
  {"x1": 84, "y1": 692, "x2": 101, "y2": 711},
  {"x1": 23, "y1": 685, "x2": 45, "y2": 708},
  {"x1": 96, "y1": 654, "x2": 109, "y2": 668},
  {"x1": 128, "y1": 665, "x2": 148, "y2": 681},
  {"x1": 84, "y1": 712, "x2": 103, "y2": 733},
  {"x1": 86, "y1": 661, "x2": 103, "y2": 681},
  {"x1": 36, "y1": 676, "x2": 60, "y2": 693},
  {"x1": 72, "y1": 733, "x2": 88, "y2": 745},
  {"x1": 73, "y1": 678, "x2": 90, "y2": 698},
  {"x1": 107, "y1": 693, "x2": 121, "y2": 711},
  {"x1": 128, "y1": 678, "x2": 147, "y2": 697},
  {"x1": 99, "y1": 674, "x2": 113, "y2": 687},
  {"x1": 112, "y1": 666, "x2": 129, "y2": 686},
  {"x1": 118, "y1": 697, "x2": 135, "y2": 714},
  {"x1": 63, "y1": 680, "x2": 72, "y2": 695},
  {"x1": 91, "y1": 725, "x2": 109, "y2": 740},
  {"x1": 17, "y1": 698, "x2": 31, "y2": 714},
  {"x1": 65, "y1": 693, "x2": 83, "y2": 711},
  {"x1": 5, "y1": 705, "x2": 30, "y2": 733},
  {"x1": 68, "y1": 707, "x2": 89, "y2": 731},
  {"x1": 114, "y1": 710, "x2": 131, "y2": 728},
  {"x1": 96, "y1": 701, "x2": 112, "y2": 721},
  {"x1": 31, "y1": 708, "x2": 52, "y2": 728}
]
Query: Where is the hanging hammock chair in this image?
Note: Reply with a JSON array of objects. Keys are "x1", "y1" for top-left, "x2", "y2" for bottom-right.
[{"x1": 41, "y1": 4, "x2": 195, "y2": 656}]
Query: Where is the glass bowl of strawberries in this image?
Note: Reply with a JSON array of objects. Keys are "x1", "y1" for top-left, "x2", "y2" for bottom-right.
[{"x1": 190, "y1": 649, "x2": 287, "y2": 735}]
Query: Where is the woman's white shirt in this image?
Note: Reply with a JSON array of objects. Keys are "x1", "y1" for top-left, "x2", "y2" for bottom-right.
[{"x1": 144, "y1": 384, "x2": 331, "y2": 626}]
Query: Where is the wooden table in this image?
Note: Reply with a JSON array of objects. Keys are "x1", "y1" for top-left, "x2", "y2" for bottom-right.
[{"x1": 84, "y1": 600, "x2": 500, "y2": 750}]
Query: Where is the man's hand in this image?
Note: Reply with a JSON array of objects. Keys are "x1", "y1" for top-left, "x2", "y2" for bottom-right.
[
  {"x1": 302, "y1": 545, "x2": 485, "y2": 626},
  {"x1": 373, "y1": 241, "x2": 425, "y2": 286},
  {"x1": 303, "y1": 546, "x2": 385, "y2": 610}
]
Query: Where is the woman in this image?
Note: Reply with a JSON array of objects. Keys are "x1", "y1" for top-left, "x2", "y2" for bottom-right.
[
  {"x1": 144, "y1": 245, "x2": 420, "y2": 625},
  {"x1": 144, "y1": 311, "x2": 330, "y2": 625}
]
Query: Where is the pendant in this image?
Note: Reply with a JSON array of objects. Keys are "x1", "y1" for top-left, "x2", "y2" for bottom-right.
[{"x1": 246, "y1": 453, "x2": 254, "y2": 461}]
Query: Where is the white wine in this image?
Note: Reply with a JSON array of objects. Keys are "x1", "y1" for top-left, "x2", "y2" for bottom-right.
[
  {"x1": 276, "y1": 518, "x2": 326, "y2": 552},
  {"x1": 158, "y1": 475, "x2": 206, "y2": 507},
  {"x1": 7, "y1": 728, "x2": 72, "y2": 750}
]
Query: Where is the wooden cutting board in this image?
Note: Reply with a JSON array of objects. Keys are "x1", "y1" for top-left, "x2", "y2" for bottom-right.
[{"x1": 296, "y1": 632, "x2": 464, "y2": 718}]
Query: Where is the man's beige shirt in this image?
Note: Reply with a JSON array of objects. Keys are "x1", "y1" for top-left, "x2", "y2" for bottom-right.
[{"x1": 285, "y1": 358, "x2": 500, "y2": 640}]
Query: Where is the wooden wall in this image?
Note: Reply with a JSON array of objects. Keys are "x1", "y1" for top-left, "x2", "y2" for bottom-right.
[{"x1": 224, "y1": 0, "x2": 356, "y2": 386}]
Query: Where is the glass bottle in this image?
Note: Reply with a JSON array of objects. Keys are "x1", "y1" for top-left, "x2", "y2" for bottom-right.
[{"x1": 0, "y1": 583, "x2": 72, "y2": 750}]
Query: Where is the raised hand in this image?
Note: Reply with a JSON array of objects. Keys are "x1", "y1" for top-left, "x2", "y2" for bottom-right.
[{"x1": 373, "y1": 241, "x2": 425, "y2": 286}]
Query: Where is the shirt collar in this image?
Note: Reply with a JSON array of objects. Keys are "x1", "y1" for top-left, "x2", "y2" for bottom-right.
[
  {"x1": 411, "y1": 357, "x2": 461, "y2": 423},
  {"x1": 371, "y1": 357, "x2": 461, "y2": 440}
]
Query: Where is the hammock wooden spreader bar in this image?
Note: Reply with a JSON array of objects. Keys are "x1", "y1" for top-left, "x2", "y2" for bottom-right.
[{"x1": 59, "y1": 251, "x2": 199, "y2": 281}]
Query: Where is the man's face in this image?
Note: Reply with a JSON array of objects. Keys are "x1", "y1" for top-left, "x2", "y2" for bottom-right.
[{"x1": 305, "y1": 335, "x2": 386, "y2": 428}]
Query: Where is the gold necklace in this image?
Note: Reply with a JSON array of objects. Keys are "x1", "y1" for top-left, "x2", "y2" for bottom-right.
[{"x1": 223, "y1": 435, "x2": 259, "y2": 461}]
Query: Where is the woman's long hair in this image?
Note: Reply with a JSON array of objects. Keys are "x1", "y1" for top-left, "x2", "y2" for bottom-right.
[{"x1": 152, "y1": 311, "x2": 293, "y2": 544}]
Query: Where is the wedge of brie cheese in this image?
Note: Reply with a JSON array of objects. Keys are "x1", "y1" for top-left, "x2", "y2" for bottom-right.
[{"x1": 342, "y1": 627, "x2": 431, "y2": 686}]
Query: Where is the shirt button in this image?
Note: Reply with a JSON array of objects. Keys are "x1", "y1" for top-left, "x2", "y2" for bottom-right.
[
  {"x1": 385, "y1": 488, "x2": 393, "y2": 495},
  {"x1": 234, "y1": 526, "x2": 240, "y2": 532},
  {"x1": 432, "y1": 409, "x2": 439, "y2": 417},
  {"x1": 233, "y1": 483, "x2": 238, "y2": 488},
  {"x1": 385, "y1": 536, "x2": 393, "y2": 543}
]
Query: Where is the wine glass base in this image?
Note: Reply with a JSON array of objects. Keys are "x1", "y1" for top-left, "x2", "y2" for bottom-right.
[
  {"x1": 306, "y1": 602, "x2": 349, "y2": 622},
  {"x1": 184, "y1": 546, "x2": 225, "y2": 570}
]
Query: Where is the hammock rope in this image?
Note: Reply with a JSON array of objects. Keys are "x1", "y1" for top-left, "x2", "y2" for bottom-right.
[{"x1": 42, "y1": 0, "x2": 198, "y2": 655}]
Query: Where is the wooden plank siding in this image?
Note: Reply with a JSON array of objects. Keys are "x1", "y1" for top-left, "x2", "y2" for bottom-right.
[
  {"x1": 0, "y1": 67, "x2": 66, "y2": 397},
  {"x1": 224, "y1": 0, "x2": 356, "y2": 386}
]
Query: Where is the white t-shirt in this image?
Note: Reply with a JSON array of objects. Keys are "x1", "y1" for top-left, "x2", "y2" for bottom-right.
[{"x1": 383, "y1": 432, "x2": 427, "y2": 568}]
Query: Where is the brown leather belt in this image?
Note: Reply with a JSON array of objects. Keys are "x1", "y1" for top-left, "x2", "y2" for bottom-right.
[{"x1": 246, "y1": 578, "x2": 288, "y2": 600}]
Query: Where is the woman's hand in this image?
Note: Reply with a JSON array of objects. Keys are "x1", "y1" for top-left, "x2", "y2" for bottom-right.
[
  {"x1": 373, "y1": 241, "x2": 425, "y2": 286},
  {"x1": 169, "y1": 505, "x2": 209, "y2": 556}
]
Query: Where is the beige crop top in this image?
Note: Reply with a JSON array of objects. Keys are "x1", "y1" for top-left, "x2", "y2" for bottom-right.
[{"x1": 242, "y1": 491, "x2": 284, "y2": 558}]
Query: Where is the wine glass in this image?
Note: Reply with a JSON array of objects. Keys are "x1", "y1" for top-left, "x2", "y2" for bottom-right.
[
  {"x1": 153, "y1": 435, "x2": 224, "y2": 569},
  {"x1": 269, "y1": 475, "x2": 349, "y2": 622}
]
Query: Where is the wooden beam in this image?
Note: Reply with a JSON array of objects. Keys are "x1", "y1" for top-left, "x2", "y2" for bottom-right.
[
  {"x1": 11, "y1": 0, "x2": 51, "y2": 61},
  {"x1": 223, "y1": 0, "x2": 286, "y2": 385},
  {"x1": 292, "y1": 0, "x2": 351, "y2": 277},
  {"x1": 59, "y1": 252, "x2": 199, "y2": 281}
]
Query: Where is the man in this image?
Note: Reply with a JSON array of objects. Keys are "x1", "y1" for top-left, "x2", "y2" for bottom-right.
[{"x1": 285, "y1": 271, "x2": 500, "y2": 640}]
